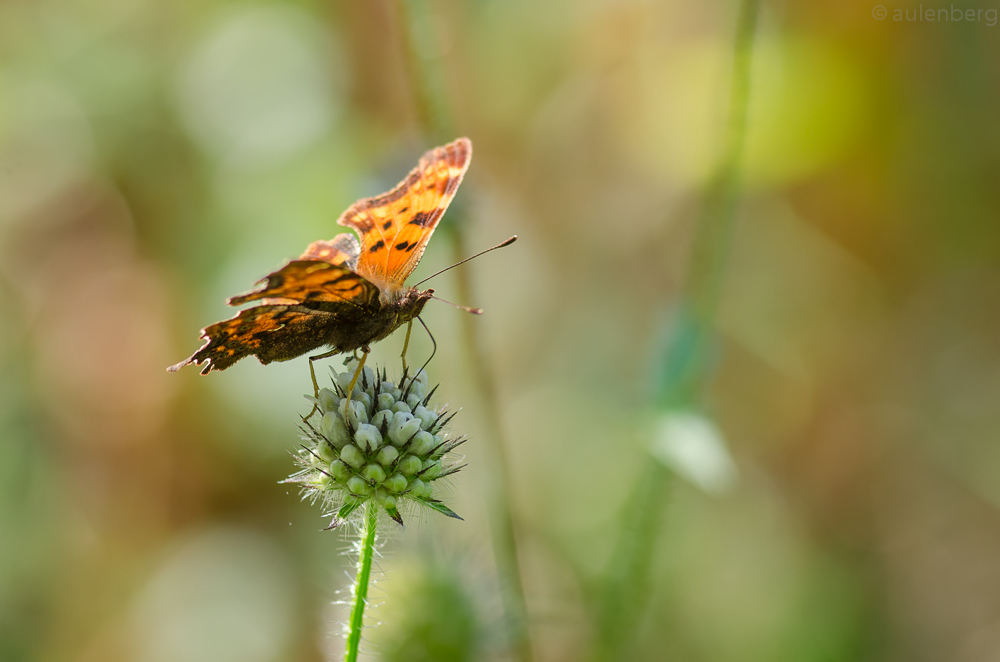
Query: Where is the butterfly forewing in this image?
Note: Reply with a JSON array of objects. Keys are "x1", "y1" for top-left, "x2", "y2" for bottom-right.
[{"x1": 337, "y1": 137, "x2": 471, "y2": 295}]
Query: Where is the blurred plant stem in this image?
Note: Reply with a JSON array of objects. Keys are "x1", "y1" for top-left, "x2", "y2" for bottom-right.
[
  {"x1": 393, "y1": 1, "x2": 534, "y2": 661},
  {"x1": 593, "y1": 1, "x2": 759, "y2": 659},
  {"x1": 344, "y1": 501, "x2": 378, "y2": 662}
]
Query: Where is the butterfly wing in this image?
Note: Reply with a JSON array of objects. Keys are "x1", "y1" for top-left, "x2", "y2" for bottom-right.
[
  {"x1": 167, "y1": 304, "x2": 364, "y2": 374},
  {"x1": 228, "y1": 260, "x2": 378, "y2": 308},
  {"x1": 168, "y1": 260, "x2": 381, "y2": 374},
  {"x1": 337, "y1": 137, "x2": 471, "y2": 296},
  {"x1": 300, "y1": 233, "x2": 360, "y2": 270}
]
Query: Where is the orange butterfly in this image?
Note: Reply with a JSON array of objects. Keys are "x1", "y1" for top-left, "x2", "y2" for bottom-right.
[{"x1": 168, "y1": 138, "x2": 473, "y2": 376}]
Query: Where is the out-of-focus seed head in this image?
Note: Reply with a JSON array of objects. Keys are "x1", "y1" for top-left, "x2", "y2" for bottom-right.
[{"x1": 289, "y1": 361, "x2": 466, "y2": 527}]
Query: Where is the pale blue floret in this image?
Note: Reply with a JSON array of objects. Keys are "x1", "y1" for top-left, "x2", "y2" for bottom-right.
[
  {"x1": 321, "y1": 411, "x2": 351, "y2": 449},
  {"x1": 371, "y1": 409, "x2": 393, "y2": 430},
  {"x1": 412, "y1": 405, "x2": 436, "y2": 430},
  {"x1": 377, "y1": 392, "x2": 396, "y2": 410},
  {"x1": 389, "y1": 412, "x2": 421, "y2": 446},
  {"x1": 354, "y1": 423, "x2": 382, "y2": 452}
]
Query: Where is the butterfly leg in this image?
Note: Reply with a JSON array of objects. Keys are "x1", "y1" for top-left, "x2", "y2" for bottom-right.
[
  {"x1": 342, "y1": 346, "x2": 371, "y2": 421},
  {"x1": 400, "y1": 320, "x2": 414, "y2": 373},
  {"x1": 304, "y1": 349, "x2": 341, "y2": 421}
]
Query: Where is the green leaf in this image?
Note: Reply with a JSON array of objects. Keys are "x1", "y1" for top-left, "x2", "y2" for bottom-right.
[
  {"x1": 422, "y1": 500, "x2": 463, "y2": 520},
  {"x1": 384, "y1": 502, "x2": 404, "y2": 525}
]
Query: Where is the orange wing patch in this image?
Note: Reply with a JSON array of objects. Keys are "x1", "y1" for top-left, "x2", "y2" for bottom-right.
[
  {"x1": 337, "y1": 137, "x2": 471, "y2": 296},
  {"x1": 228, "y1": 261, "x2": 378, "y2": 307}
]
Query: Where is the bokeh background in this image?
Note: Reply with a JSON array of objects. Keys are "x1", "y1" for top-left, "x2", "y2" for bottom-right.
[{"x1": 2, "y1": 0, "x2": 1000, "y2": 661}]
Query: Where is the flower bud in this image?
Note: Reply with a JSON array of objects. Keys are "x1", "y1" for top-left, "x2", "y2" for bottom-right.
[
  {"x1": 296, "y1": 364, "x2": 464, "y2": 525},
  {"x1": 376, "y1": 445, "x2": 399, "y2": 467},
  {"x1": 354, "y1": 423, "x2": 382, "y2": 452},
  {"x1": 407, "y1": 477, "x2": 429, "y2": 497},
  {"x1": 315, "y1": 439, "x2": 337, "y2": 463},
  {"x1": 389, "y1": 412, "x2": 421, "y2": 446},
  {"x1": 398, "y1": 454, "x2": 422, "y2": 476},
  {"x1": 363, "y1": 464, "x2": 386, "y2": 485},
  {"x1": 385, "y1": 473, "x2": 408, "y2": 493},
  {"x1": 346, "y1": 475, "x2": 369, "y2": 495},
  {"x1": 409, "y1": 430, "x2": 435, "y2": 456},
  {"x1": 335, "y1": 371, "x2": 355, "y2": 394},
  {"x1": 412, "y1": 369, "x2": 428, "y2": 393},
  {"x1": 371, "y1": 409, "x2": 393, "y2": 430},
  {"x1": 317, "y1": 388, "x2": 340, "y2": 413},
  {"x1": 421, "y1": 459, "x2": 442, "y2": 479},
  {"x1": 328, "y1": 459, "x2": 351, "y2": 481},
  {"x1": 340, "y1": 444, "x2": 365, "y2": 469},
  {"x1": 338, "y1": 398, "x2": 368, "y2": 426},
  {"x1": 412, "y1": 405, "x2": 436, "y2": 430},
  {"x1": 321, "y1": 412, "x2": 351, "y2": 449}
]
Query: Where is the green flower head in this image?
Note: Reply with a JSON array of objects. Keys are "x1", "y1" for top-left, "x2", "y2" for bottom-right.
[{"x1": 289, "y1": 361, "x2": 465, "y2": 528}]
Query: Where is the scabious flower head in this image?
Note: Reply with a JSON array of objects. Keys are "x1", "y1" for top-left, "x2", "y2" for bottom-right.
[{"x1": 289, "y1": 360, "x2": 465, "y2": 528}]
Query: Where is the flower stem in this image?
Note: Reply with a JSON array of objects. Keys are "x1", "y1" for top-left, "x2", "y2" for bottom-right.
[
  {"x1": 344, "y1": 500, "x2": 379, "y2": 662},
  {"x1": 593, "y1": 0, "x2": 759, "y2": 658}
]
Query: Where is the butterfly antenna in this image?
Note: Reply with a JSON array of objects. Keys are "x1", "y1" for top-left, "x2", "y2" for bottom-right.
[
  {"x1": 416, "y1": 316, "x2": 437, "y2": 377},
  {"x1": 430, "y1": 294, "x2": 483, "y2": 315},
  {"x1": 412, "y1": 235, "x2": 517, "y2": 287}
]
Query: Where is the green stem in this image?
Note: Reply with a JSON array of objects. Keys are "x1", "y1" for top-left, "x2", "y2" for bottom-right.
[
  {"x1": 659, "y1": 0, "x2": 759, "y2": 408},
  {"x1": 594, "y1": 1, "x2": 759, "y2": 658},
  {"x1": 344, "y1": 500, "x2": 378, "y2": 662}
]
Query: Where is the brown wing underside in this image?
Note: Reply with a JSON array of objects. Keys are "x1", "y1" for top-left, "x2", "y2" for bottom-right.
[
  {"x1": 337, "y1": 137, "x2": 471, "y2": 293},
  {"x1": 228, "y1": 260, "x2": 378, "y2": 307},
  {"x1": 167, "y1": 305, "x2": 340, "y2": 374},
  {"x1": 167, "y1": 299, "x2": 383, "y2": 374}
]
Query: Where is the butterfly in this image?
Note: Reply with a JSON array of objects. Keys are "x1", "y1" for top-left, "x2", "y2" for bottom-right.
[{"x1": 168, "y1": 137, "x2": 472, "y2": 376}]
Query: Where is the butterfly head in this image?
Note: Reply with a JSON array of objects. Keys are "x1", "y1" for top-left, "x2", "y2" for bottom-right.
[{"x1": 394, "y1": 286, "x2": 435, "y2": 323}]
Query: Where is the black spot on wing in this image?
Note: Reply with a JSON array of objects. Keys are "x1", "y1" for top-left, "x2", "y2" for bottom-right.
[
  {"x1": 369, "y1": 239, "x2": 385, "y2": 253},
  {"x1": 408, "y1": 211, "x2": 432, "y2": 227},
  {"x1": 382, "y1": 220, "x2": 393, "y2": 231},
  {"x1": 395, "y1": 240, "x2": 410, "y2": 251}
]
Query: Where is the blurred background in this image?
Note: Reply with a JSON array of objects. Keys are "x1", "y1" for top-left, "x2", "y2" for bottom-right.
[{"x1": 2, "y1": 0, "x2": 999, "y2": 660}]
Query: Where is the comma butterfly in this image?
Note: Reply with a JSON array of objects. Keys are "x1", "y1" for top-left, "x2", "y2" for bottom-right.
[{"x1": 168, "y1": 137, "x2": 473, "y2": 375}]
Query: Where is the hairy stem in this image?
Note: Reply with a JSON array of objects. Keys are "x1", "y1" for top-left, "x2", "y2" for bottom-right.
[{"x1": 344, "y1": 500, "x2": 378, "y2": 662}]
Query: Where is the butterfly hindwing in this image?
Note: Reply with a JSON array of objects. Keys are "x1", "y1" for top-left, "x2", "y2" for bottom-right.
[
  {"x1": 168, "y1": 304, "x2": 349, "y2": 374},
  {"x1": 300, "y1": 233, "x2": 360, "y2": 269},
  {"x1": 338, "y1": 137, "x2": 471, "y2": 295},
  {"x1": 228, "y1": 260, "x2": 379, "y2": 308}
]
